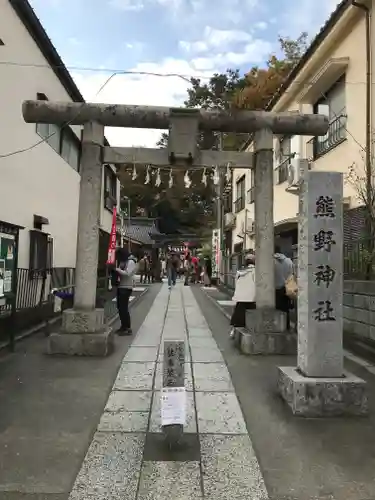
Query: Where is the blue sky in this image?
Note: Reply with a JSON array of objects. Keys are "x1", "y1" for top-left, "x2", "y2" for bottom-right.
[{"x1": 29, "y1": 0, "x2": 339, "y2": 146}]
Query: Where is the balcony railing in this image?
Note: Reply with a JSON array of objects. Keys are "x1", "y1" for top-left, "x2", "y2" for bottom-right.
[
  {"x1": 234, "y1": 196, "x2": 245, "y2": 213},
  {"x1": 275, "y1": 157, "x2": 290, "y2": 184},
  {"x1": 246, "y1": 187, "x2": 254, "y2": 204},
  {"x1": 307, "y1": 114, "x2": 347, "y2": 159}
]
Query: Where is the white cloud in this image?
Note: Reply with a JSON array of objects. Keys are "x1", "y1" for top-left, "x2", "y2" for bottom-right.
[
  {"x1": 180, "y1": 26, "x2": 253, "y2": 54},
  {"x1": 254, "y1": 21, "x2": 267, "y2": 30},
  {"x1": 124, "y1": 41, "x2": 145, "y2": 51},
  {"x1": 190, "y1": 39, "x2": 273, "y2": 69},
  {"x1": 179, "y1": 40, "x2": 208, "y2": 54},
  {"x1": 109, "y1": 0, "x2": 261, "y2": 26},
  {"x1": 179, "y1": 25, "x2": 273, "y2": 69},
  {"x1": 72, "y1": 59, "x2": 212, "y2": 148},
  {"x1": 109, "y1": 0, "x2": 145, "y2": 11}
]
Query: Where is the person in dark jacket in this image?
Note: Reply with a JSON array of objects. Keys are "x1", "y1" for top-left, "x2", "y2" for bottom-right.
[{"x1": 204, "y1": 257, "x2": 212, "y2": 286}]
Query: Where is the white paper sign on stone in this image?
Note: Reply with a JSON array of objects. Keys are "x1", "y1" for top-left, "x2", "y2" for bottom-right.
[{"x1": 161, "y1": 387, "x2": 186, "y2": 426}]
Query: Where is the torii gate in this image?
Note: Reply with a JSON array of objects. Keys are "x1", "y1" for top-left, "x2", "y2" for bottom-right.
[{"x1": 22, "y1": 100, "x2": 328, "y2": 356}]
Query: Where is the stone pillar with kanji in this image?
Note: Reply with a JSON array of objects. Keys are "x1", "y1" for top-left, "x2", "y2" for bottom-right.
[{"x1": 278, "y1": 171, "x2": 368, "y2": 417}]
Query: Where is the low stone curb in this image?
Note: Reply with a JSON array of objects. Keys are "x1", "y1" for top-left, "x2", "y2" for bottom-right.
[{"x1": 0, "y1": 287, "x2": 149, "y2": 352}]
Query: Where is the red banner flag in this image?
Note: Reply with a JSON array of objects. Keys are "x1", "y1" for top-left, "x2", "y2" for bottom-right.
[{"x1": 106, "y1": 206, "x2": 117, "y2": 264}]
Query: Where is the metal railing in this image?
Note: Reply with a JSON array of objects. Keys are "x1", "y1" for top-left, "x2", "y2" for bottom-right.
[
  {"x1": 307, "y1": 114, "x2": 346, "y2": 159},
  {"x1": 0, "y1": 266, "x2": 118, "y2": 349},
  {"x1": 344, "y1": 237, "x2": 375, "y2": 280},
  {"x1": 221, "y1": 237, "x2": 375, "y2": 285},
  {"x1": 275, "y1": 157, "x2": 290, "y2": 184}
]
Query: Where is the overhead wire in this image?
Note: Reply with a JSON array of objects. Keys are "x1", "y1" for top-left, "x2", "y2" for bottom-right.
[{"x1": 0, "y1": 58, "x2": 368, "y2": 160}]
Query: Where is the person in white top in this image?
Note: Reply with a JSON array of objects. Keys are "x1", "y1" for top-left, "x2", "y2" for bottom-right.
[{"x1": 229, "y1": 253, "x2": 256, "y2": 338}]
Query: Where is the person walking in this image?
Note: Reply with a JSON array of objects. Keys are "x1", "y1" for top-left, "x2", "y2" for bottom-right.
[
  {"x1": 184, "y1": 253, "x2": 191, "y2": 286},
  {"x1": 203, "y1": 256, "x2": 212, "y2": 286},
  {"x1": 229, "y1": 253, "x2": 256, "y2": 338},
  {"x1": 115, "y1": 248, "x2": 138, "y2": 335},
  {"x1": 145, "y1": 255, "x2": 152, "y2": 284},
  {"x1": 274, "y1": 245, "x2": 294, "y2": 331},
  {"x1": 161, "y1": 256, "x2": 167, "y2": 279},
  {"x1": 138, "y1": 255, "x2": 147, "y2": 284},
  {"x1": 166, "y1": 251, "x2": 178, "y2": 289}
]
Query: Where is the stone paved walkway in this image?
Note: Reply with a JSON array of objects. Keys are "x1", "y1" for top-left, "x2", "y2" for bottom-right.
[{"x1": 68, "y1": 283, "x2": 268, "y2": 500}]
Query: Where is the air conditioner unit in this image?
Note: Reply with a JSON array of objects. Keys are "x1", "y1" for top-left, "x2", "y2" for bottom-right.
[
  {"x1": 224, "y1": 212, "x2": 236, "y2": 228},
  {"x1": 287, "y1": 159, "x2": 299, "y2": 187},
  {"x1": 287, "y1": 158, "x2": 310, "y2": 188},
  {"x1": 247, "y1": 218, "x2": 255, "y2": 235}
]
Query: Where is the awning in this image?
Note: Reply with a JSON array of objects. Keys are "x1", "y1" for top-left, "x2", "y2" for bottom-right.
[{"x1": 274, "y1": 217, "x2": 298, "y2": 234}]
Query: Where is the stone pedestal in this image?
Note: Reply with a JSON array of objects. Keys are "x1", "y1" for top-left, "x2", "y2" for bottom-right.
[
  {"x1": 238, "y1": 308, "x2": 296, "y2": 354},
  {"x1": 277, "y1": 367, "x2": 368, "y2": 417},
  {"x1": 278, "y1": 171, "x2": 368, "y2": 416},
  {"x1": 47, "y1": 308, "x2": 114, "y2": 356}
]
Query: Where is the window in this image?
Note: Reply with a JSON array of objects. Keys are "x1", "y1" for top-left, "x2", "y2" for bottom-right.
[
  {"x1": 247, "y1": 169, "x2": 255, "y2": 204},
  {"x1": 61, "y1": 128, "x2": 80, "y2": 171},
  {"x1": 104, "y1": 165, "x2": 117, "y2": 211},
  {"x1": 35, "y1": 93, "x2": 81, "y2": 170},
  {"x1": 29, "y1": 230, "x2": 53, "y2": 272},
  {"x1": 234, "y1": 176, "x2": 245, "y2": 212},
  {"x1": 311, "y1": 76, "x2": 346, "y2": 157}
]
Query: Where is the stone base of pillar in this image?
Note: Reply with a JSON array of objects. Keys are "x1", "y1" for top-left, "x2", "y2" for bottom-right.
[
  {"x1": 235, "y1": 308, "x2": 297, "y2": 355},
  {"x1": 277, "y1": 366, "x2": 368, "y2": 417},
  {"x1": 47, "y1": 328, "x2": 114, "y2": 356},
  {"x1": 47, "y1": 308, "x2": 114, "y2": 356}
]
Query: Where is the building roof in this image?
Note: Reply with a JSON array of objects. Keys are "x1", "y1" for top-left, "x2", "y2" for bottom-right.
[
  {"x1": 9, "y1": 0, "x2": 84, "y2": 103},
  {"x1": 9, "y1": 0, "x2": 111, "y2": 146},
  {"x1": 121, "y1": 218, "x2": 163, "y2": 246},
  {"x1": 241, "y1": 0, "x2": 351, "y2": 151}
]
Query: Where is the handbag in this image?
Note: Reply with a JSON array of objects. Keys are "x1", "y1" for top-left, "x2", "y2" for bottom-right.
[{"x1": 285, "y1": 274, "x2": 298, "y2": 299}]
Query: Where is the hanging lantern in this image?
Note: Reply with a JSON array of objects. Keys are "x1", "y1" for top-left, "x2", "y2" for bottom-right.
[
  {"x1": 225, "y1": 162, "x2": 231, "y2": 183},
  {"x1": 184, "y1": 170, "x2": 192, "y2": 188},
  {"x1": 213, "y1": 165, "x2": 220, "y2": 185},
  {"x1": 168, "y1": 169, "x2": 173, "y2": 188},
  {"x1": 155, "y1": 168, "x2": 161, "y2": 187},
  {"x1": 131, "y1": 163, "x2": 137, "y2": 181},
  {"x1": 202, "y1": 167, "x2": 207, "y2": 186},
  {"x1": 144, "y1": 165, "x2": 150, "y2": 184}
]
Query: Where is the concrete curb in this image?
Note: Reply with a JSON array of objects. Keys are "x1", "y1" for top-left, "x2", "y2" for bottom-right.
[
  {"x1": 0, "y1": 287, "x2": 150, "y2": 352},
  {"x1": 200, "y1": 286, "x2": 375, "y2": 372}
]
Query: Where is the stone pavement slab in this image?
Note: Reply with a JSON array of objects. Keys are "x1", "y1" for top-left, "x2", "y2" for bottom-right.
[
  {"x1": 137, "y1": 461, "x2": 202, "y2": 500},
  {"x1": 69, "y1": 432, "x2": 145, "y2": 500},
  {"x1": 67, "y1": 282, "x2": 268, "y2": 500}
]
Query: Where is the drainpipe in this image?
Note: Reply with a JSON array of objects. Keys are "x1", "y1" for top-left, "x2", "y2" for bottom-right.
[{"x1": 352, "y1": 1, "x2": 371, "y2": 227}]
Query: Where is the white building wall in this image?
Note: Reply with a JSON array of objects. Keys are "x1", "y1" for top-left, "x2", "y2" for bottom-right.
[{"x1": 0, "y1": 1, "x2": 118, "y2": 269}]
